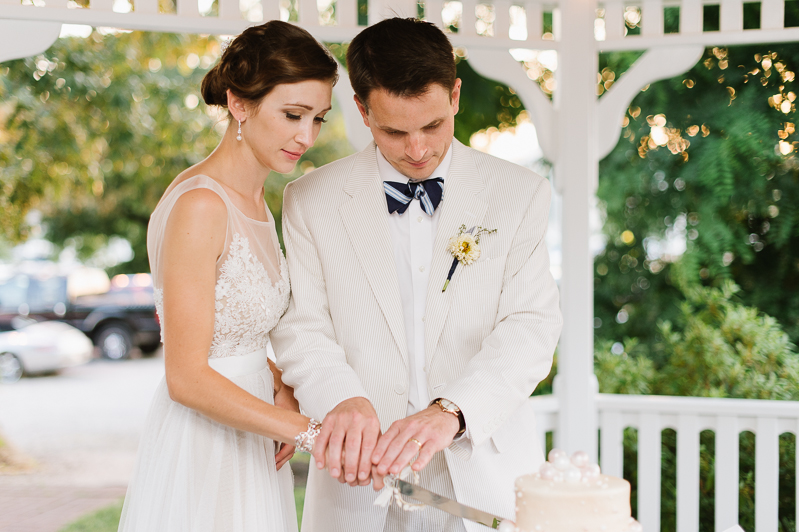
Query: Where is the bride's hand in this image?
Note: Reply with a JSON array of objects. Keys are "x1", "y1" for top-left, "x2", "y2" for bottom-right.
[
  {"x1": 275, "y1": 441, "x2": 295, "y2": 470},
  {"x1": 271, "y1": 361, "x2": 299, "y2": 469}
]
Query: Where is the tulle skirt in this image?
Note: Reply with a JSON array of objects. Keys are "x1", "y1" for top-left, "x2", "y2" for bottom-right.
[{"x1": 118, "y1": 364, "x2": 297, "y2": 532}]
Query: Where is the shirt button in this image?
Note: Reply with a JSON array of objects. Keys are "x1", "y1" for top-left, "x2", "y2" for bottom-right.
[
  {"x1": 394, "y1": 382, "x2": 406, "y2": 394},
  {"x1": 419, "y1": 266, "x2": 425, "y2": 272},
  {"x1": 422, "y1": 316, "x2": 425, "y2": 321},
  {"x1": 417, "y1": 216, "x2": 423, "y2": 223}
]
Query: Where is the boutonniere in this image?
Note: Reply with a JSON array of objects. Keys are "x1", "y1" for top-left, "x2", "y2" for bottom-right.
[{"x1": 442, "y1": 224, "x2": 497, "y2": 292}]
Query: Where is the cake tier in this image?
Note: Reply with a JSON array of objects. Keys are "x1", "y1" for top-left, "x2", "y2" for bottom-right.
[{"x1": 514, "y1": 474, "x2": 633, "y2": 532}]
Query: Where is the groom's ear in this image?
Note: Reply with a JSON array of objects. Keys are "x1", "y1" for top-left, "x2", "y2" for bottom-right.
[
  {"x1": 450, "y1": 79, "x2": 462, "y2": 115},
  {"x1": 354, "y1": 95, "x2": 370, "y2": 127}
]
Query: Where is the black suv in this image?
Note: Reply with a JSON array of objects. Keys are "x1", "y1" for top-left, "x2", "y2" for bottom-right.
[{"x1": 0, "y1": 268, "x2": 161, "y2": 360}]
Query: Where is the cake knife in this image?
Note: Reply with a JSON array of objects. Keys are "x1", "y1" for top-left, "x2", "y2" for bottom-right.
[{"x1": 388, "y1": 476, "x2": 508, "y2": 529}]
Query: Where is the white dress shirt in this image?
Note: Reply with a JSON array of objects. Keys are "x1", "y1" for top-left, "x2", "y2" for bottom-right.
[{"x1": 377, "y1": 146, "x2": 453, "y2": 416}]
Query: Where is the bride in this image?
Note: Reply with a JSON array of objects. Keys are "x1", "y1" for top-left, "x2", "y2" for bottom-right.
[{"x1": 118, "y1": 21, "x2": 338, "y2": 532}]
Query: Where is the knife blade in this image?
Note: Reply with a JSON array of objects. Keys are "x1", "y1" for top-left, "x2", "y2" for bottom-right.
[{"x1": 392, "y1": 477, "x2": 507, "y2": 529}]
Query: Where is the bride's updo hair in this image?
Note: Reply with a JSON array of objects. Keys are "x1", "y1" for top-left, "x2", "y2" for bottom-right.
[{"x1": 202, "y1": 21, "x2": 338, "y2": 109}]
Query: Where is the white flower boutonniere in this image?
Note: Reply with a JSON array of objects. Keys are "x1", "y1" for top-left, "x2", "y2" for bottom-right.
[{"x1": 442, "y1": 224, "x2": 497, "y2": 292}]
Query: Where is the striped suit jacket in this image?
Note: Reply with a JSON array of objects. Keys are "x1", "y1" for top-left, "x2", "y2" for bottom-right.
[{"x1": 271, "y1": 139, "x2": 562, "y2": 532}]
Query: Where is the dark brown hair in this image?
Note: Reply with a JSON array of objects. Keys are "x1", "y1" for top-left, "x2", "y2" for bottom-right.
[
  {"x1": 346, "y1": 17, "x2": 456, "y2": 106},
  {"x1": 202, "y1": 21, "x2": 338, "y2": 109}
]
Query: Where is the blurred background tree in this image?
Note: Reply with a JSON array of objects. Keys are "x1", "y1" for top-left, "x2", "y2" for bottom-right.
[
  {"x1": 0, "y1": 31, "x2": 525, "y2": 274},
  {"x1": 595, "y1": 43, "x2": 799, "y2": 348},
  {"x1": 592, "y1": 41, "x2": 799, "y2": 531}
]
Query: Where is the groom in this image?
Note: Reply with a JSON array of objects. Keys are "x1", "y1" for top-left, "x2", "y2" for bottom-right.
[{"x1": 271, "y1": 17, "x2": 562, "y2": 532}]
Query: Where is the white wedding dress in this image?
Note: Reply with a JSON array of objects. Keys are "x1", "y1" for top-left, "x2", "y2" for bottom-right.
[{"x1": 118, "y1": 175, "x2": 296, "y2": 532}]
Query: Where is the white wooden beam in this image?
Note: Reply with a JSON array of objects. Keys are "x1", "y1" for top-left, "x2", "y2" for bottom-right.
[
  {"x1": 714, "y1": 416, "x2": 740, "y2": 532},
  {"x1": 299, "y1": 0, "x2": 319, "y2": 25},
  {"x1": 337, "y1": 0, "x2": 358, "y2": 26},
  {"x1": 493, "y1": 0, "x2": 510, "y2": 38},
  {"x1": 596, "y1": 44, "x2": 703, "y2": 160},
  {"x1": 524, "y1": 0, "x2": 542, "y2": 40},
  {"x1": 720, "y1": 0, "x2": 743, "y2": 32},
  {"x1": 0, "y1": 19, "x2": 60, "y2": 63},
  {"x1": 641, "y1": 0, "x2": 663, "y2": 36},
  {"x1": 755, "y1": 417, "x2": 780, "y2": 532},
  {"x1": 599, "y1": 410, "x2": 624, "y2": 478},
  {"x1": 466, "y1": 47, "x2": 557, "y2": 161},
  {"x1": 555, "y1": 0, "x2": 598, "y2": 461},
  {"x1": 135, "y1": 0, "x2": 159, "y2": 16},
  {"x1": 331, "y1": 60, "x2": 374, "y2": 151},
  {"x1": 218, "y1": 0, "x2": 240, "y2": 20},
  {"x1": 597, "y1": 27, "x2": 799, "y2": 49},
  {"x1": 603, "y1": 0, "x2": 624, "y2": 40},
  {"x1": 761, "y1": 0, "x2": 785, "y2": 29},
  {"x1": 676, "y1": 415, "x2": 700, "y2": 532},
  {"x1": 680, "y1": 0, "x2": 702, "y2": 33},
  {"x1": 461, "y1": 0, "x2": 477, "y2": 36},
  {"x1": 176, "y1": 0, "x2": 199, "y2": 18},
  {"x1": 638, "y1": 414, "x2": 662, "y2": 532}
]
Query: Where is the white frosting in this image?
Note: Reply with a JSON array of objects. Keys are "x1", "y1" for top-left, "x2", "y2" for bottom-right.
[{"x1": 512, "y1": 449, "x2": 642, "y2": 532}]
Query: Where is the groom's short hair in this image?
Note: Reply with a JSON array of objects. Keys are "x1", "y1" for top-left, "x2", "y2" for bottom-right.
[{"x1": 347, "y1": 17, "x2": 457, "y2": 106}]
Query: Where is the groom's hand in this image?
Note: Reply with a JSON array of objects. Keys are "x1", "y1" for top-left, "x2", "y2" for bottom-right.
[
  {"x1": 370, "y1": 406, "x2": 460, "y2": 488},
  {"x1": 314, "y1": 397, "x2": 381, "y2": 486}
]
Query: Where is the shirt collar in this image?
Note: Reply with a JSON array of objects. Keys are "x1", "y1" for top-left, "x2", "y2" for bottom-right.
[{"x1": 376, "y1": 142, "x2": 454, "y2": 184}]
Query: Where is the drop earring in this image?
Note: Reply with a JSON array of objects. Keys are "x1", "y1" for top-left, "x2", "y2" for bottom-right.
[{"x1": 236, "y1": 120, "x2": 242, "y2": 141}]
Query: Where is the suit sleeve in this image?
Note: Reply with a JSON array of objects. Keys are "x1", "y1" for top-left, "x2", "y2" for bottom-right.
[
  {"x1": 438, "y1": 177, "x2": 562, "y2": 452},
  {"x1": 270, "y1": 181, "x2": 370, "y2": 421}
]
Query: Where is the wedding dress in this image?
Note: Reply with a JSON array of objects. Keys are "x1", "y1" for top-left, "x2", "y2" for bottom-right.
[{"x1": 118, "y1": 175, "x2": 296, "y2": 532}]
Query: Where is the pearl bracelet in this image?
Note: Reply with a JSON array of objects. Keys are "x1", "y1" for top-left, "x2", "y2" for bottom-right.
[{"x1": 295, "y1": 419, "x2": 322, "y2": 453}]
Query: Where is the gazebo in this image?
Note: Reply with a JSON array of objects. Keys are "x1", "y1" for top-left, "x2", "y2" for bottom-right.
[{"x1": 2, "y1": 0, "x2": 799, "y2": 529}]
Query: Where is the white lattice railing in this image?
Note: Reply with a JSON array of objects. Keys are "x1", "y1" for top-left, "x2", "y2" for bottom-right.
[
  {"x1": 2, "y1": 0, "x2": 799, "y2": 50},
  {"x1": 530, "y1": 393, "x2": 799, "y2": 532},
  {"x1": 597, "y1": 0, "x2": 799, "y2": 49}
]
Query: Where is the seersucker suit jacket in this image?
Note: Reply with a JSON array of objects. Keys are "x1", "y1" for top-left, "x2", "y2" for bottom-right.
[{"x1": 270, "y1": 139, "x2": 562, "y2": 532}]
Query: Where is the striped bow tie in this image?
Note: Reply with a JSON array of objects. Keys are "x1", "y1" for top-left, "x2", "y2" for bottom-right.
[{"x1": 383, "y1": 177, "x2": 444, "y2": 216}]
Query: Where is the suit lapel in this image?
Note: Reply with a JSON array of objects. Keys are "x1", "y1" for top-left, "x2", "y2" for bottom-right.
[
  {"x1": 424, "y1": 140, "x2": 488, "y2": 363},
  {"x1": 339, "y1": 143, "x2": 409, "y2": 366}
]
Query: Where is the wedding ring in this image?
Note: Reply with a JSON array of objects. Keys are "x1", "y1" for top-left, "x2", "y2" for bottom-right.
[{"x1": 408, "y1": 438, "x2": 423, "y2": 450}]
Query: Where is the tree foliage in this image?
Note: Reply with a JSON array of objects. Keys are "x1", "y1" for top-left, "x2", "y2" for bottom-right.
[
  {"x1": 0, "y1": 31, "x2": 352, "y2": 273},
  {"x1": 596, "y1": 44, "x2": 799, "y2": 346}
]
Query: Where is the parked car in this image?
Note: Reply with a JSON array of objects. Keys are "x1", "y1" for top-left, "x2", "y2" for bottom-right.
[
  {"x1": 0, "y1": 265, "x2": 161, "y2": 360},
  {"x1": 0, "y1": 318, "x2": 94, "y2": 382}
]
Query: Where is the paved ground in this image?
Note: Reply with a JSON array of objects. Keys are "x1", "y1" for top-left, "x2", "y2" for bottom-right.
[
  {"x1": 0, "y1": 485, "x2": 128, "y2": 532},
  {"x1": 0, "y1": 354, "x2": 165, "y2": 532}
]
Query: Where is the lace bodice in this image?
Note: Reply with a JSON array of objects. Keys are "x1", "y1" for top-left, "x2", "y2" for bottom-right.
[{"x1": 148, "y1": 175, "x2": 290, "y2": 359}]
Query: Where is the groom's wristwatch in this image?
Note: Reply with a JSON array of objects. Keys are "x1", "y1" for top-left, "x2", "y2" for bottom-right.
[{"x1": 431, "y1": 398, "x2": 466, "y2": 437}]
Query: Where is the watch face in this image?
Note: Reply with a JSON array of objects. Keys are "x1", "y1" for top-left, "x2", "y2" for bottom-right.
[{"x1": 439, "y1": 399, "x2": 457, "y2": 412}]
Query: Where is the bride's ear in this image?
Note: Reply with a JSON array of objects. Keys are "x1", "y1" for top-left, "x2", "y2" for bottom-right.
[{"x1": 227, "y1": 89, "x2": 248, "y2": 123}]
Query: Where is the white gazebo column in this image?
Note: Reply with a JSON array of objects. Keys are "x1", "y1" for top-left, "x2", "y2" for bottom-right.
[{"x1": 554, "y1": 0, "x2": 598, "y2": 458}]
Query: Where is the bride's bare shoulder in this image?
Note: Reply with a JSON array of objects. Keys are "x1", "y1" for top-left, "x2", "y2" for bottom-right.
[
  {"x1": 169, "y1": 187, "x2": 227, "y2": 229},
  {"x1": 161, "y1": 165, "x2": 212, "y2": 198}
]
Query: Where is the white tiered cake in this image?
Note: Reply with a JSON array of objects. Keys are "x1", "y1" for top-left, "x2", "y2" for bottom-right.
[{"x1": 502, "y1": 450, "x2": 642, "y2": 532}]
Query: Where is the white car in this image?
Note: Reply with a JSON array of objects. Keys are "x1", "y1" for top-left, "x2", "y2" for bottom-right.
[{"x1": 0, "y1": 319, "x2": 94, "y2": 383}]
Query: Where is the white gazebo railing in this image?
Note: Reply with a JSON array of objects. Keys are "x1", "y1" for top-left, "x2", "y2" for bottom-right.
[
  {"x1": 531, "y1": 393, "x2": 799, "y2": 532},
  {"x1": 1, "y1": 0, "x2": 798, "y2": 48}
]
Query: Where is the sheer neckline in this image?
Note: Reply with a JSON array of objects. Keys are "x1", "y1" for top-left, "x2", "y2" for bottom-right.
[{"x1": 184, "y1": 174, "x2": 274, "y2": 226}]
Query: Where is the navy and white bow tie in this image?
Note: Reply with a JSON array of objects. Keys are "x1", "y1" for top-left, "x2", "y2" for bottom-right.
[{"x1": 383, "y1": 177, "x2": 444, "y2": 216}]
